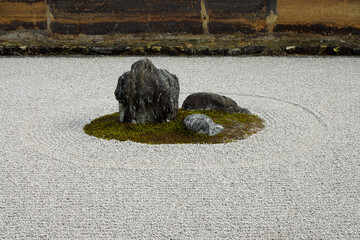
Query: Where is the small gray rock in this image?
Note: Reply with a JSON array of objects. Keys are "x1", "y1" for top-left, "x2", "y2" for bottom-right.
[
  {"x1": 183, "y1": 114, "x2": 224, "y2": 136},
  {"x1": 182, "y1": 92, "x2": 251, "y2": 114}
]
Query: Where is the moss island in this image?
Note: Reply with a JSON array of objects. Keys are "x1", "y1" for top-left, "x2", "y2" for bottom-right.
[{"x1": 84, "y1": 109, "x2": 265, "y2": 144}]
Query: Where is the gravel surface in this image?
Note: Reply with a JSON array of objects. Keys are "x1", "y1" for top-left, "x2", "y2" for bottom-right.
[{"x1": 1, "y1": 56, "x2": 359, "y2": 239}]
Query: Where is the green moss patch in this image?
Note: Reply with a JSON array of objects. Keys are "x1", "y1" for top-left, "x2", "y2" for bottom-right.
[{"x1": 83, "y1": 109, "x2": 264, "y2": 144}]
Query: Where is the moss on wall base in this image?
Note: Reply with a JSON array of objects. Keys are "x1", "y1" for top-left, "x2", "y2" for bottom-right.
[{"x1": 1, "y1": 32, "x2": 359, "y2": 56}]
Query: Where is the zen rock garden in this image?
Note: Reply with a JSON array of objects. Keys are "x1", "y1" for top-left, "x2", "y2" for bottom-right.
[
  {"x1": 84, "y1": 58, "x2": 264, "y2": 144},
  {"x1": 114, "y1": 59, "x2": 251, "y2": 136}
]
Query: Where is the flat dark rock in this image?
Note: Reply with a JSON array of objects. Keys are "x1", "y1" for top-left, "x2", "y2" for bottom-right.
[{"x1": 182, "y1": 92, "x2": 251, "y2": 114}]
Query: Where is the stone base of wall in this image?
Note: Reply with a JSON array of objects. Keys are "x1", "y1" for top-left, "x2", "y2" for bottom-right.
[{"x1": 1, "y1": 32, "x2": 359, "y2": 56}]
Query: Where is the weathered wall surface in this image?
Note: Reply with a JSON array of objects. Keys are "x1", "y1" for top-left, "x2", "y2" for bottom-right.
[
  {"x1": 0, "y1": 0, "x2": 359, "y2": 35},
  {"x1": 275, "y1": 0, "x2": 360, "y2": 34},
  {"x1": 0, "y1": 0, "x2": 47, "y2": 31},
  {"x1": 50, "y1": 0, "x2": 203, "y2": 34},
  {"x1": 48, "y1": 0, "x2": 272, "y2": 34}
]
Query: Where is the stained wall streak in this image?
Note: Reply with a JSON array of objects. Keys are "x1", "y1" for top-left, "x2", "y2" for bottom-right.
[
  {"x1": 206, "y1": 0, "x2": 267, "y2": 33},
  {"x1": 200, "y1": 0, "x2": 210, "y2": 34},
  {"x1": 266, "y1": 0, "x2": 278, "y2": 32},
  {"x1": 46, "y1": 0, "x2": 54, "y2": 34}
]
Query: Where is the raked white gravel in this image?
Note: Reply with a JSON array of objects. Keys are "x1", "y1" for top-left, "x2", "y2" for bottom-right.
[{"x1": 1, "y1": 56, "x2": 359, "y2": 239}]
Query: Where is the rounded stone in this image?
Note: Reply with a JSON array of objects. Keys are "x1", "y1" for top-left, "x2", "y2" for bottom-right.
[{"x1": 183, "y1": 114, "x2": 224, "y2": 136}]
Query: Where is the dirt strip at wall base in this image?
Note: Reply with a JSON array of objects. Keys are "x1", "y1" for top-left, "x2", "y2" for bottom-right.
[{"x1": 1, "y1": 32, "x2": 359, "y2": 56}]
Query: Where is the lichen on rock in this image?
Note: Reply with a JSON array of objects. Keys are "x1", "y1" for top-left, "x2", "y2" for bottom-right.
[{"x1": 183, "y1": 114, "x2": 224, "y2": 136}]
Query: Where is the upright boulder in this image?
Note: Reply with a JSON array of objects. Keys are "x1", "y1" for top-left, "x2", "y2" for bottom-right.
[
  {"x1": 114, "y1": 59, "x2": 180, "y2": 124},
  {"x1": 182, "y1": 92, "x2": 251, "y2": 114}
]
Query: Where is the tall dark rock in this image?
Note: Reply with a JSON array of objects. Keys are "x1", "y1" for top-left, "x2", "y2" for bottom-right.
[{"x1": 114, "y1": 59, "x2": 180, "y2": 124}]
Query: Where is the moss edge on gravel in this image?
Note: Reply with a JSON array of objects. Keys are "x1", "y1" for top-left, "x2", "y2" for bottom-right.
[{"x1": 84, "y1": 109, "x2": 265, "y2": 144}]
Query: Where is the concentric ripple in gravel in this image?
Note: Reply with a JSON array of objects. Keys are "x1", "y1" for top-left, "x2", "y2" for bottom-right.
[{"x1": 1, "y1": 56, "x2": 359, "y2": 239}]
